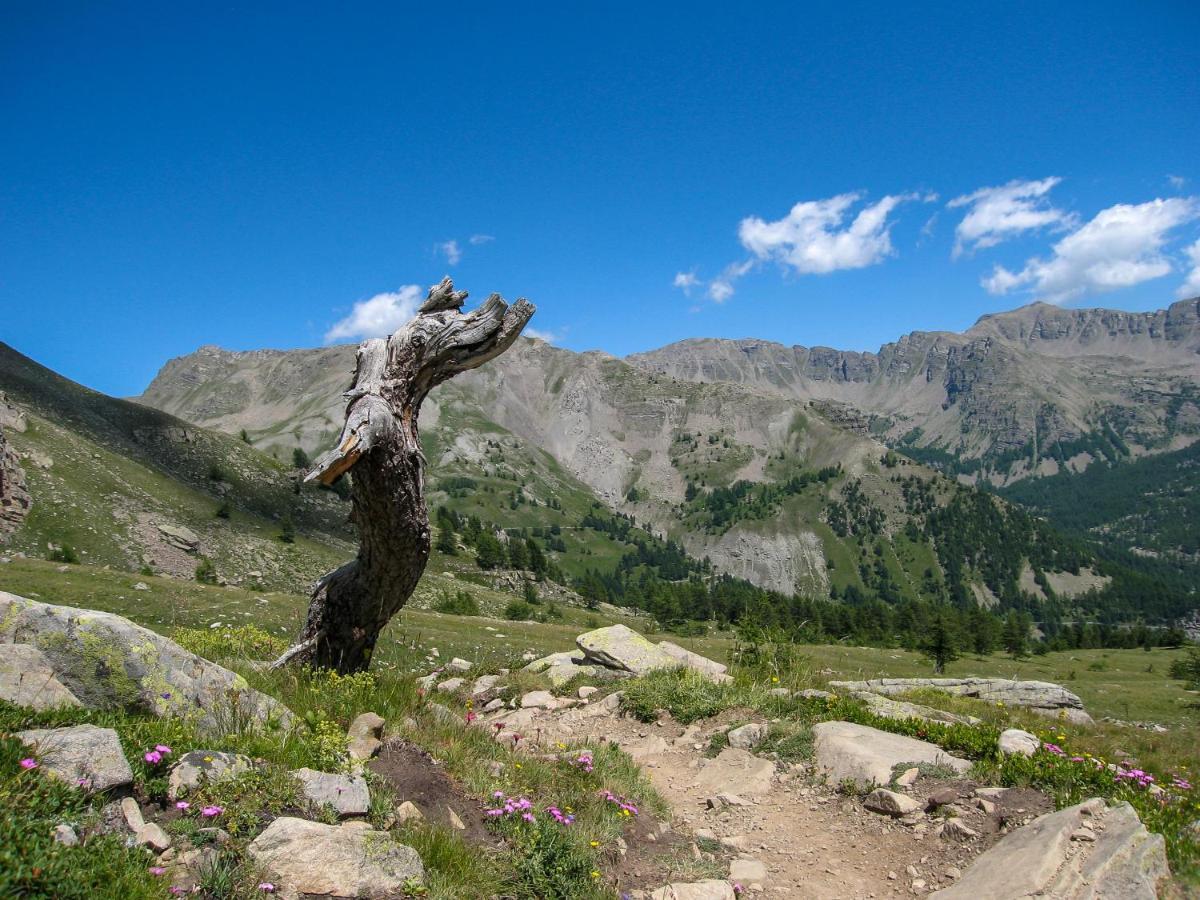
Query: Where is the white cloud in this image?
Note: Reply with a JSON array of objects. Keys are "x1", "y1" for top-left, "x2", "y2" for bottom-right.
[
  {"x1": 1168, "y1": 175, "x2": 1187, "y2": 190},
  {"x1": 324, "y1": 285, "x2": 422, "y2": 343},
  {"x1": 707, "y1": 260, "x2": 753, "y2": 303},
  {"x1": 524, "y1": 326, "x2": 563, "y2": 344},
  {"x1": 983, "y1": 197, "x2": 1200, "y2": 303},
  {"x1": 672, "y1": 271, "x2": 700, "y2": 294},
  {"x1": 737, "y1": 192, "x2": 918, "y2": 276},
  {"x1": 469, "y1": 234, "x2": 494, "y2": 245},
  {"x1": 947, "y1": 177, "x2": 1073, "y2": 257},
  {"x1": 1178, "y1": 238, "x2": 1200, "y2": 298},
  {"x1": 437, "y1": 240, "x2": 462, "y2": 265}
]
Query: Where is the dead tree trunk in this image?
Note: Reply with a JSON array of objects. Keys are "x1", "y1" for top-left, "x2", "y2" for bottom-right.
[{"x1": 276, "y1": 278, "x2": 534, "y2": 673}]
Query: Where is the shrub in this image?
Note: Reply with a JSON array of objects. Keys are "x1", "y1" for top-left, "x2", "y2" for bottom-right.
[
  {"x1": 194, "y1": 556, "x2": 218, "y2": 584},
  {"x1": 215, "y1": 500, "x2": 231, "y2": 519},
  {"x1": 504, "y1": 600, "x2": 534, "y2": 621},
  {"x1": 433, "y1": 590, "x2": 480, "y2": 617},
  {"x1": 278, "y1": 516, "x2": 296, "y2": 544},
  {"x1": 1168, "y1": 645, "x2": 1200, "y2": 690},
  {"x1": 48, "y1": 544, "x2": 78, "y2": 564}
]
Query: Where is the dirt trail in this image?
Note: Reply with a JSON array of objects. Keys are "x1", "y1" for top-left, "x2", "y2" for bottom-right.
[{"x1": 543, "y1": 703, "x2": 1052, "y2": 898}]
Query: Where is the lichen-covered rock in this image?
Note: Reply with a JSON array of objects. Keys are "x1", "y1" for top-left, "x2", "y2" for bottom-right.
[
  {"x1": 930, "y1": 799, "x2": 1168, "y2": 899},
  {"x1": 0, "y1": 643, "x2": 82, "y2": 710},
  {"x1": 248, "y1": 817, "x2": 424, "y2": 899},
  {"x1": 16, "y1": 724, "x2": 133, "y2": 792},
  {"x1": 829, "y1": 677, "x2": 1092, "y2": 724},
  {"x1": 812, "y1": 721, "x2": 971, "y2": 788},
  {"x1": 0, "y1": 592, "x2": 290, "y2": 734},
  {"x1": 168, "y1": 750, "x2": 252, "y2": 800},
  {"x1": 576, "y1": 624, "x2": 683, "y2": 676},
  {"x1": 691, "y1": 748, "x2": 776, "y2": 798},
  {"x1": 292, "y1": 768, "x2": 370, "y2": 818}
]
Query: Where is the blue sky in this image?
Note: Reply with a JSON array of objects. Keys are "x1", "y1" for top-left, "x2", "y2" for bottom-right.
[{"x1": 2, "y1": 2, "x2": 1198, "y2": 396}]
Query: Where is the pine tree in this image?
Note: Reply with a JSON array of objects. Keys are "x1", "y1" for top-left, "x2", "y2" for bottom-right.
[
  {"x1": 1002, "y1": 610, "x2": 1029, "y2": 658},
  {"x1": 921, "y1": 609, "x2": 961, "y2": 674}
]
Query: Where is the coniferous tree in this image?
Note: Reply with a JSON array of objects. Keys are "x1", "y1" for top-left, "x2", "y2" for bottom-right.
[{"x1": 921, "y1": 609, "x2": 961, "y2": 674}]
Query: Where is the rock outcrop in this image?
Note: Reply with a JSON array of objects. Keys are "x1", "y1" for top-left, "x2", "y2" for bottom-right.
[
  {"x1": 292, "y1": 768, "x2": 371, "y2": 818},
  {"x1": 829, "y1": 677, "x2": 1093, "y2": 724},
  {"x1": 0, "y1": 592, "x2": 291, "y2": 734},
  {"x1": 248, "y1": 817, "x2": 424, "y2": 899},
  {"x1": 0, "y1": 400, "x2": 31, "y2": 542},
  {"x1": 812, "y1": 721, "x2": 972, "y2": 788},
  {"x1": 929, "y1": 798, "x2": 1169, "y2": 899}
]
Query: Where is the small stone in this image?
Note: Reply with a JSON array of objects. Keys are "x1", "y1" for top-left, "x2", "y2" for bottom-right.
[
  {"x1": 578, "y1": 686, "x2": 598, "y2": 699},
  {"x1": 729, "y1": 857, "x2": 768, "y2": 886},
  {"x1": 864, "y1": 788, "x2": 922, "y2": 817},
  {"x1": 483, "y1": 698, "x2": 504, "y2": 712},
  {"x1": 53, "y1": 824, "x2": 79, "y2": 846},
  {"x1": 121, "y1": 797, "x2": 145, "y2": 832},
  {"x1": 395, "y1": 801, "x2": 423, "y2": 824},
  {"x1": 520, "y1": 690, "x2": 556, "y2": 709},
  {"x1": 975, "y1": 797, "x2": 996, "y2": 815},
  {"x1": 727, "y1": 723, "x2": 769, "y2": 750},
  {"x1": 912, "y1": 878, "x2": 927, "y2": 891},
  {"x1": 925, "y1": 787, "x2": 960, "y2": 809},
  {"x1": 717, "y1": 792, "x2": 750, "y2": 806},
  {"x1": 1071, "y1": 826, "x2": 1096, "y2": 842},
  {"x1": 471, "y1": 675, "x2": 500, "y2": 695},
  {"x1": 940, "y1": 818, "x2": 979, "y2": 842},
  {"x1": 135, "y1": 822, "x2": 172, "y2": 852},
  {"x1": 895, "y1": 767, "x2": 920, "y2": 788},
  {"x1": 447, "y1": 658, "x2": 473, "y2": 672},
  {"x1": 447, "y1": 807, "x2": 466, "y2": 830},
  {"x1": 347, "y1": 712, "x2": 385, "y2": 762},
  {"x1": 436, "y1": 677, "x2": 465, "y2": 693},
  {"x1": 945, "y1": 865, "x2": 962, "y2": 880},
  {"x1": 486, "y1": 760, "x2": 503, "y2": 777}
]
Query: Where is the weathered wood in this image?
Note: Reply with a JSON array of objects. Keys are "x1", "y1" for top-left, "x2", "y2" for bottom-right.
[{"x1": 275, "y1": 278, "x2": 534, "y2": 673}]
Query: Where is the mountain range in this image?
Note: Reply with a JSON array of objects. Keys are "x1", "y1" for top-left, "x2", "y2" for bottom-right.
[{"x1": 1, "y1": 298, "x2": 1197, "y2": 632}]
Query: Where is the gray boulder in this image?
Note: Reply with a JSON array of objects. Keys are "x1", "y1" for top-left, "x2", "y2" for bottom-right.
[
  {"x1": 0, "y1": 592, "x2": 290, "y2": 734},
  {"x1": 16, "y1": 724, "x2": 133, "y2": 792},
  {"x1": 998, "y1": 728, "x2": 1040, "y2": 757},
  {"x1": 576, "y1": 624, "x2": 683, "y2": 676},
  {"x1": 292, "y1": 768, "x2": 370, "y2": 818},
  {"x1": 248, "y1": 817, "x2": 424, "y2": 899},
  {"x1": 812, "y1": 721, "x2": 971, "y2": 788},
  {"x1": 657, "y1": 641, "x2": 731, "y2": 682},
  {"x1": 726, "y1": 723, "x2": 768, "y2": 750},
  {"x1": 168, "y1": 750, "x2": 252, "y2": 800},
  {"x1": 853, "y1": 691, "x2": 980, "y2": 726},
  {"x1": 156, "y1": 522, "x2": 200, "y2": 552},
  {"x1": 829, "y1": 677, "x2": 1093, "y2": 724},
  {"x1": 930, "y1": 799, "x2": 1168, "y2": 899},
  {"x1": 0, "y1": 644, "x2": 82, "y2": 710}
]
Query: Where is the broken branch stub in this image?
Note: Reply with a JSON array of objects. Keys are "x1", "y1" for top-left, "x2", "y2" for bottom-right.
[{"x1": 278, "y1": 277, "x2": 534, "y2": 673}]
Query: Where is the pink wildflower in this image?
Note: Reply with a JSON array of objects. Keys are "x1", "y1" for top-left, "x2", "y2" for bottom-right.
[
  {"x1": 176, "y1": 801, "x2": 191, "y2": 810},
  {"x1": 19, "y1": 758, "x2": 37, "y2": 770},
  {"x1": 149, "y1": 866, "x2": 166, "y2": 876},
  {"x1": 144, "y1": 751, "x2": 163, "y2": 765},
  {"x1": 201, "y1": 805, "x2": 224, "y2": 817}
]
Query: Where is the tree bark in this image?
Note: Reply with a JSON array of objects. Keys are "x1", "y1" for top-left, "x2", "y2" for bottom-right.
[{"x1": 276, "y1": 278, "x2": 534, "y2": 673}]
